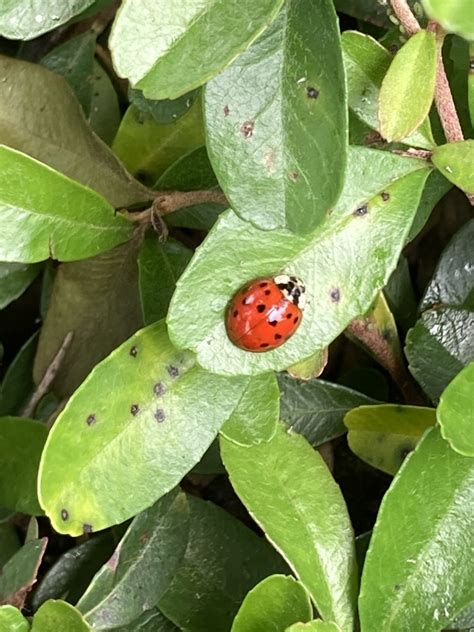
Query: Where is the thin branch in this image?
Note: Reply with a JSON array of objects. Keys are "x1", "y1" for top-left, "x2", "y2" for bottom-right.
[
  {"x1": 389, "y1": 0, "x2": 421, "y2": 36},
  {"x1": 21, "y1": 332, "x2": 74, "y2": 418}
]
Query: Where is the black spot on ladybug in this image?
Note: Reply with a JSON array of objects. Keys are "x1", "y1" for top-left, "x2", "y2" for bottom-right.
[
  {"x1": 381, "y1": 192, "x2": 390, "y2": 202},
  {"x1": 287, "y1": 281, "x2": 295, "y2": 290},
  {"x1": 286, "y1": 313, "x2": 292, "y2": 319},
  {"x1": 61, "y1": 509, "x2": 69, "y2": 521},
  {"x1": 240, "y1": 120, "x2": 254, "y2": 138},
  {"x1": 167, "y1": 365, "x2": 179, "y2": 378},
  {"x1": 130, "y1": 346, "x2": 138, "y2": 357},
  {"x1": 257, "y1": 304, "x2": 266, "y2": 313},
  {"x1": 275, "y1": 334, "x2": 282, "y2": 340},
  {"x1": 233, "y1": 310, "x2": 238, "y2": 317},
  {"x1": 131, "y1": 404, "x2": 140, "y2": 416},
  {"x1": 155, "y1": 409, "x2": 166, "y2": 423},
  {"x1": 83, "y1": 524, "x2": 93, "y2": 534},
  {"x1": 277, "y1": 283, "x2": 287, "y2": 290},
  {"x1": 259, "y1": 282, "x2": 268, "y2": 287},
  {"x1": 330, "y1": 288, "x2": 341, "y2": 303},
  {"x1": 269, "y1": 320, "x2": 278, "y2": 327},
  {"x1": 294, "y1": 316, "x2": 299, "y2": 323},
  {"x1": 306, "y1": 86, "x2": 319, "y2": 99},
  {"x1": 154, "y1": 382, "x2": 165, "y2": 396},
  {"x1": 223, "y1": 105, "x2": 230, "y2": 116},
  {"x1": 86, "y1": 414, "x2": 96, "y2": 426},
  {"x1": 353, "y1": 204, "x2": 368, "y2": 217},
  {"x1": 260, "y1": 343, "x2": 269, "y2": 348},
  {"x1": 288, "y1": 171, "x2": 299, "y2": 182},
  {"x1": 264, "y1": 289, "x2": 271, "y2": 295}
]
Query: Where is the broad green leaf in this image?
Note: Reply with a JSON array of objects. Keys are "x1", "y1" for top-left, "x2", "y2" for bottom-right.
[
  {"x1": 138, "y1": 237, "x2": 192, "y2": 326},
  {"x1": 231, "y1": 575, "x2": 312, "y2": 632},
  {"x1": 129, "y1": 88, "x2": 199, "y2": 125},
  {"x1": 0, "y1": 606, "x2": 29, "y2": 632},
  {"x1": 220, "y1": 373, "x2": 279, "y2": 446},
  {"x1": 88, "y1": 62, "x2": 121, "y2": 145},
  {"x1": 109, "y1": 0, "x2": 286, "y2": 100},
  {"x1": 167, "y1": 168, "x2": 429, "y2": 375},
  {"x1": 422, "y1": 0, "x2": 474, "y2": 41},
  {"x1": 287, "y1": 348, "x2": 328, "y2": 380},
  {"x1": 384, "y1": 256, "x2": 418, "y2": 332},
  {"x1": 78, "y1": 490, "x2": 189, "y2": 629},
  {"x1": 0, "y1": 538, "x2": 47, "y2": 609},
  {"x1": 342, "y1": 31, "x2": 435, "y2": 149},
  {"x1": 38, "y1": 320, "x2": 247, "y2": 536},
  {"x1": 205, "y1": 0, "x2": 347, "y2": 233},
  {"x1": 407, "y1": 170, "x2": 452, "y2": 241},
  {"x1": 0, "y1": 262, "x2": 41, "y2": 310},
  {"x1": 432, "y1": 140, "x2": 474, "y2": 194},
  {"x1": 31, "y1": 601, "x2": 89, "y2": 632},
  {"x1": 379, "y1": 30, "x2": 437, "y2": 142},
  {"x1": 34, "y1": 239, "x2": 143, "y2": 397},
  {"x1": 359, "y1": 427, "x2": 474, "y2": 631},
  {"x1": 0, "y1": 524, "x2": 20, "y2": 568},
  {"x1": 0, "y1": 1, "x2": 94, "y2": 39},
  {"x1": 158, "y1": 495, "x2": 287, "y2": 632},
  {"x1": 112, "y1": 100, "x2": 204, "y2": 186},
  {"x1": 405, "y1": 306, "x2": 474, "y2": 402},
  {"x1": 41, "y1": 32, "x2": 97, "y2": 116},
  {"x1": 279, "y1": 375, "x2": 375, "y2": 447},
  {"x1": 286, "y1": 621, "x2": 341, "y2": 631},
  {"x1": 156, "y1": 146, "x2": 218, "y2": 191},
  {"x1": 437, "y1": 362, "x2": 474, "y2": 456},
  {"x1": 0, "y1": 417, "x2": 48, "y2": 515},
  {"x1": 334, "y1": 0, "x2": 401, "y2": 27},
  {"x1": 0, "y1": 55, "x2": 151, "y2": 208},
  {"x1": 221, "y1": 423, "x2": 358, "y2": 632},
  {"x1": 421, "y1": 219, "x2": 474, "y2": 311},
  {"x1": 32, "y1": 534, "x2": 116, "y2": 610},
  {"x1": 0, "y1": 146, "x2": 132, "y2": 263},
  {"x1": 345, "y1": 404, "x2": 435, "y2": 475},
  {"x1": 113, "y1": 609, "x2": 178, "y2": 631}
]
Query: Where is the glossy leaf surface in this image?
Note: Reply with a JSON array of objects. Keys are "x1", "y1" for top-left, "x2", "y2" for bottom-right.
[
  {"x1": 432, "y1": 140, "x2": 474, "y2": 195},
  {"x1": 0, "y1": 1, "x2": 94, "y2": 39},
  {"x1": 0, "y1": 263, "x2": 41, "y2": 310},
  {"x1": 0, "y1": 539, "x2": 47, "y2": 609},
  {"x1": 437, "y1": 362, "x2": 474, "y2": 456}
]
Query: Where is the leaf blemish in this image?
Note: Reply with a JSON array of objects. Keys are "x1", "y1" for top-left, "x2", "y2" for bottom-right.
[
  {"x1": 86, "y1": 414, "x2": 96, "y2": 426},
  {"x1": 353, "y1": 204, "x2": 368, "y2": 217},
  {"x1": 330, "y1": 288, "x2": 341, "y2": 303},
  {"x1": 130, "y1": 346, "x2": 138, "y2": 357},
  {"x1": 288, "y1": 171, "x2": 299, "y2": 182},
  {"x1": 306, "y1": 86, "x2": 319, "y2": 99},
  {"x1": 83, "y1": 524, "x2": 93, "y2": 534},
  {"x1": 223, "y1": 105, "x2": 230, "y2": 116},
  {"x1": 155, "y1": 409, "x2": 166, "y2": 423},
  {"x1": 167, "y1": 365, "x2": 179, "y2": 378},
  {"x1": 399, "y1": 445, "x2": 413, "y2": 461},
  {"x1": 240, "y1": 120, "x2": 254, "y2": 139},
  {"x1": 130, "y1": 404, "x2": 140, "y2": 416},
  {"x1": 381, "y1": 191, "x2": 390, "y2": 202},
  {"x1": 61, "y1": 509, "x2": 69, "y2": 521},
  {"x1": 154, "y1": 382, "x2": 165, "y2": 396}
]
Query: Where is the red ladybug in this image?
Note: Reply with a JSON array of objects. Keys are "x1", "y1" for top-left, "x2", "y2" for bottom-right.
[{"x1": 226, "y1": 274, "x2": 306, "y2": 352}]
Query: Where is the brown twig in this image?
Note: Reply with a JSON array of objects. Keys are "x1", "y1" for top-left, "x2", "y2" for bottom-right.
[
  {"x1": 21, "y1": 332, "x2": 74, "y2": 418},
  {"x1": 388, "y1": 0, "x2": 421, "y2": 36}
]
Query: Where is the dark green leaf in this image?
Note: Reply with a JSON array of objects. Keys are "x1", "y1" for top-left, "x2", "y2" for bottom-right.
[
  {"x1": 0, "y1": 538, "x2": 47, "y2": 609},
  {"x1": 158, "y1": 495, "x2": 287, "y2": 632},
  {"x1": 34, "y1": 239, "x2": 143, "y2": 398},
  {"x1": 407, "y1": 170, "x2": 452, "y2": 241},
  {"x1": 231, "y1": 575, "x2": 312, "y2": 632},
  {"x1": 138, "y1": 237, "x2": 192, "y2": 326},
  {"x1": 38, "y1": 320, "x2": 247, "y2": 535},
  {"x1": 384, "y1": 256, "x2": 418, "y2": 331},
  {"x1": 421, "y1": 0, "x2": 474, "y2": 41},
  {"x1": 87, "y1": 62, "x2": 121, "y2": 145},
  {"x1": 205, "y1": 0, "x2": 347, "y2": 233},
  {"x1": 110, "y1": 0, "x2": 286, "y2": 100},
  {"x1": 0, "y1": 605, "x2": 29, "y2": 631},
  {"x1": 156, "y1": 146, "x2": 218, "y2": 191},
  {"x1": 129, "y1": 88, "x2": 199, "y2": 125},
  {"x1": 279, "y1": 375, "x2": 376, "y2": 447},
  {"x1": 359, "y1": 427, "x2": 474, "y2": 631},
  {"x1": 221, "y1": 423, "x2": 358, "y2": 631},
  {"x1": 0, "y1": 417, "x2": 48, "y2": 515},
  {"x1": 437, "y1": 362, "x2": 474, "y2": 456},
  {"x1": 432, "y1": 140, "x2": 474, "y2": 195},
  {"x1": 0, "y1": 55, "x2": 151, "y2": 208},
  {"x1": 112, "y1": 609, "x2": 178, "y2": 631},
  {"x1": 0, "y1": 332, "x2": 38, "y2": 417},
  {"x1": 0, "y1": 263, "x2": 41, "y2": 310},
  {"x1": 31, "y1": 600, "x2": 89, "y2": 631},
  {"x1": 405, "y1": 307, "x2": 474, "y2": 402},
  {"x1": 0, "y1": 524, "x2": 20, "y2": 568},
  {"x1": 334, "y1": 0, "x2": 398, "y2": 27},
  {"x1": 167, "y1": 168, "x2": 429, "y2": 375},
  {"x1": 0, "y1": 1, "x2": 94, "y2": 39}
]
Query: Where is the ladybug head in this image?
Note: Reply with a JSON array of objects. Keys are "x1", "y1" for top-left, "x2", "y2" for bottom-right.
[{"x1": 273, "y1": 274, "x2": 306, "y2": 310}]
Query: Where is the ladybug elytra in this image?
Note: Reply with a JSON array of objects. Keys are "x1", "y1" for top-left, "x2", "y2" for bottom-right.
[{"x1": 226, "y1": 274, "x2": 305, "y2": 352}]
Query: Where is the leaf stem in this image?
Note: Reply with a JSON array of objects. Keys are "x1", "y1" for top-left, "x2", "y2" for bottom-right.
[
  {"x1": 125, "y1": 190, "x2": 228, "y2": 224},
  {"x1": 389, "y1": 0, "x2": 421, "y2": 36}
]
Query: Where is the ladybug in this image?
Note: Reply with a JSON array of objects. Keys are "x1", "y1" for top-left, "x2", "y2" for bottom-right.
[{"x1": 226, "y1": 274, "x2": 306, "y2": 352}]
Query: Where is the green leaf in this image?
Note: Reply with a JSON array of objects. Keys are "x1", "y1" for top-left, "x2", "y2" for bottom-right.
[
  {"x1": 405, "y1": 306, "x2": 474, "y2": 403},
  {"x1": 0, "y1": 417, "x2": 48, "y2": 515},
  {"x1": 112, "y1": 100, "x2": 204, "y2": 187},
  {"x1": 129, "y1": 88, "x2": 199, "y2": 125},
  {"x1": 205, "y1": 0, "x2": 347, "y2": 233},
  {"x1": 33, "y1": 239, "x2": 143, "y2": 398},
  {"x1": 432, "y1": 140, "x2": 474, "y2": 194},
  {"x1": 384, "y1": 256, "x2": 418, "y2": 331},
  {"x1": 287, "y1": 348, "x2": 328, "y2": 380},
  {"x1": 379, "y1": 30, "x2": 437, "y2": 142},
  {"x1": 221, "y1": 423, "x2": 358, "y2": 631},
  {"x1": 407, "y1": 170, "x2": 452, "y2": 242},
  {"x1": 112, "y1": 609, "x2": 178, "y2": 632},
  {"x1": 286, "y1": 621, "x2": 341, "y2": 632},
  {"x1": 41, "y1": 32, "x2": 97, "y2": 116},
  {"x1": 0, "y1": 605, "x2": 29, "y2": 632},
  {"x1": 167, "y1": 168, "x2": 429, "y2": 375},
  {"x1": 437, "y1": 362, "x2": 474, "y2": 456},
  {"x1": 231, "y1": 575, "x2": 312, "y2": 632},
  {"x1": 158, "y1": 495, "x2": 287, "y2": 632},
  {"x1": 31, "y1": 601, "x2": 89, "y2": 632},
  {"x1": 220, "y1": 373, "x2": 279, "y2": 446},
  {"x1": 421, "y1": 0, "x2": 474, "y2": 41},
  {"x1": 345, "y1": 404, "x2": 435, "y2": 475},
  {"x1": 421, "y1": 219, "x2": 474, "y2": 310},
  {"x1": 87, "y1": 62, "x2": 121, "y2": 145},
  {"x1": 0, "y1": 538, "x2": 47, "y2": 609},
  {"x1": 0, "y1": 55, "x2": 151, "y2": 208},
  {"x1": 342, "y1": 31, "x2": 435, "y2": 149},
  {"x1": 38, "y1": 320, "x2": 247, "y2": 536},
  {"x1": 78, "y1": 490, "x2": 189, "y2": 629},
  {"x1": 279, "y1": 375, "x2": 375, "y2": 447},
  {"x1": 359, "y1": 427, "x2": 474, "y2": 631},
  {"x1": 109, "y1": 0, "x2": 286, "y2": 100},
  {"x1": 470, "y1": 42, "x2": 474, "y2": 128},
  {"x1": 334, "y1": 0, "x2": 399, "y2": 28},
  {"x1": 138, "y1": 237, "x2": 192, "y2": 326},
  {"x1": 0, "y1": 523, "x2": 20, "y2": 568},
  {"x1": 0, "y1": 146, "x2": 132, "y2": 263},
  {"x1": 0, "y1": 262, "x2": 41, "y2": 310},
  {"x1": 0, "y1": 1, "x2": 94, "y2": 40}
]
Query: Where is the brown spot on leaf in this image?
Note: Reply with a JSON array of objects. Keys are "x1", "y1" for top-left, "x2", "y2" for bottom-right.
[
  {"x1": 223, "y1": 105, "x2": 230, "y2": 116},
  {"x1": 155, "y1": 409, "x2": 166, "y2": 423},
  {"x1": 86, "y1": 414, "x2": 96, "y2": 426},
  {"x1": 61, "y1": 509, "x2": 69, "y2": 521},
  {"x1": 330, "y1": 288, "x2": 341, "y2": 303},
  {"x1": 131, "y1": 404, "x2": 140, "y2": 416},
  {"x1": 240, "y1": 120, "x2": 254, "y2": 139},
  {"x1": 306, "y1": 86, "x2": 319, "y2": 99},
  {"x1": 130, "y1": 346, "x2": 138, "y2": 357},
  {"x1": 288, "y1": 171, "x2": 299, "y2": 182},
  {"x1": 167, "y1": 365, "x2": 179, "y2": 378},
  {"x1": 154, "y1": 382, "x2": 165, "y2": 396},
  {"x1": 381, "y1": 191, "x2": 390, "y2": 201},
  {"x1": 353, "y1": 204, "x2": 368, "y2": 217},
  {"x1": 83, "y1": 524, "x2": 93, "y2": 534}
]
